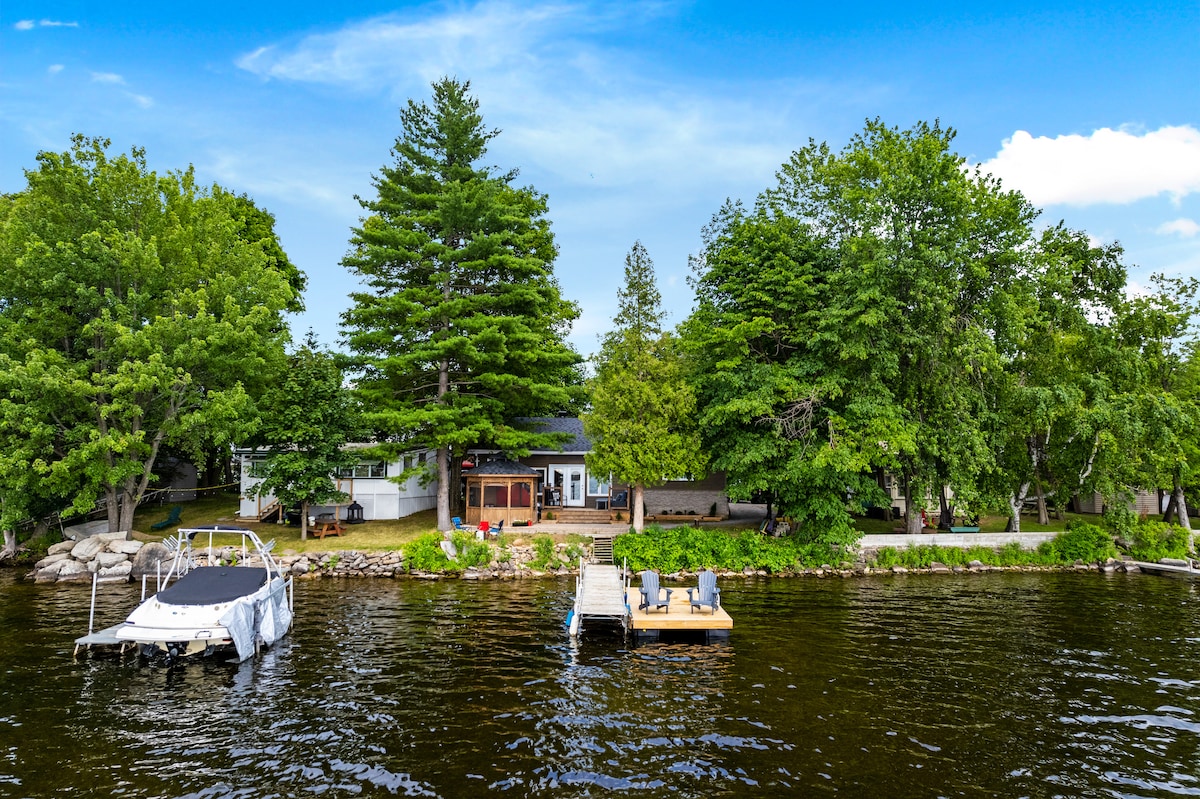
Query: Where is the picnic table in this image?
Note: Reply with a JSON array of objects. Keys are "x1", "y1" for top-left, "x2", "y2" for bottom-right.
[{"x1": 313, "y1": 516, "x2": 344, "y2": 539}]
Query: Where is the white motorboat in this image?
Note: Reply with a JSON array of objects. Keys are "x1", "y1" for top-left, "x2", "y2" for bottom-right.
[{"x1": 114, "y1": 525, "x2": 293, "y2": 662}]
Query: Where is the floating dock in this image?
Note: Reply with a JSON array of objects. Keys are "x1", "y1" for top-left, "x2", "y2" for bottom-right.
[{"x1": 568, "y1": 560, "x2": 733, "y2": 641}]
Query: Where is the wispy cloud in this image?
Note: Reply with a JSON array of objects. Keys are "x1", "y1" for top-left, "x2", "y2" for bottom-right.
[
  {"x1": 47, "y1": 64, "x2": 64, "y2": 75},
  {"x1": 127, "y1": 93, "x2": 153, "y2": 109},
  {"x1": 1157, "y1": 218, "x2": 1200, "y2": 238},
  {"x1": 979, "y1": 125, "x2": 1200, "y2": 207},
  {"x1": 234, "y1": 1, "x2": 792, "y2": 201},
  {"x1": 91, "y1": 72, "x2": 125, "y2": 84},
  {"x1": 14, "y1": 19, "x2": 79, "y2": 30}
]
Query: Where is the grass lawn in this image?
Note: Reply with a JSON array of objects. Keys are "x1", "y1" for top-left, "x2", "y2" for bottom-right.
[{"x1": 132, "y1": 495, "x2": 591, "y2": 554}]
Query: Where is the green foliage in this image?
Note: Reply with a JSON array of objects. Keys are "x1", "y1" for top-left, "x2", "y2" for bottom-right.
[
  {"x1": 529, "y1": 536, "x2": 558, "y2": 569},
  {"x1": 1126, "y1": 519, "x2": 1193, "y2": 562},
  {"x1": 404, "y1": 533, "x2": 453, "y2": 573},
  {"x1": 247, "y1": 335, "x2": 361, "y2": 536},
  {"x1": 0, "y1": 135, "x2": 295, "y2": 533},
  {"x1": 869, "y1": 529, "x2": 1116, "y2": 570},
  {"x1": 583, "y1": 242, "x2": 706, "y2": 531},
  {"x1": 341, "y1": 78, "x2": 583, "y2": 529},
  {"x1": 613, "y1": 525, "x2": 838, "y2": 574},
  {"x1": 1038, "y1": 522, "x2": 1117, "y2": 562}
]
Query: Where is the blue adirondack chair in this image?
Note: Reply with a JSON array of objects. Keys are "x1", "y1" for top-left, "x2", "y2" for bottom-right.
[
  {"x1": 687, "y1": 569, "x2": 721, "y2": 614},
  {"x1": 639, "y1": 570, "x2": 672, "y2": 612}
]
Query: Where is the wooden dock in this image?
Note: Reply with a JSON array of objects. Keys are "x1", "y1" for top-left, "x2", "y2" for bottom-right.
[
  {"x1": 630, "y1": 585, "x2": 733, "y2": 637},
  {"x1": 568, "y1": 561, "x2": 733, "y2": 640}
]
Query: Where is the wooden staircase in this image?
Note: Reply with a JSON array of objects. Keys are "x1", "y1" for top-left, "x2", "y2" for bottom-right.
[
  {"x1": 592, "y1": 536, "x2": 614, "y2": 564},
  {"x1": 549, "y1": 508, "x2": 616, "y2": 524}
]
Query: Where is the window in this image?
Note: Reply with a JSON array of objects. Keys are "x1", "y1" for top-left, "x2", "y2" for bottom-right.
[
  {"x1": 245, "y1": 456, "x2": 269, "y2": 478},
  {"x1": 587, "y1": 472, "x2": 610, "y2": 497},
  {"x1": 511, "y1": 481, "x2": 532, "y2": 508},
  {"x1": 468, "y1": 484, "x2": 481, "y2": 508},
  {"x1": 337, "y1": 461, "x2": 387, "y2": 479},
  {"x1": 483, "y1": 484, "x2": 508, "y2": 508}
]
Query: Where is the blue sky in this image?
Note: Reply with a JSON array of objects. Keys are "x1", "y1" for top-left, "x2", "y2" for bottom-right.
[{"x1": 3, "y1": 0, "x2": 1198, "y2": 357}]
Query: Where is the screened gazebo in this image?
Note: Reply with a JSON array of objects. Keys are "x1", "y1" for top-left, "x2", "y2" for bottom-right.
[{"x1": 464, "y1": 459, "x2": 539, "y2": 528}]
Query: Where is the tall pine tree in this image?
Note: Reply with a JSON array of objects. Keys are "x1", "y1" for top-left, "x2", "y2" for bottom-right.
[
  {"x1": 583, "y1": 242, "x2": 706, "y2": 532},
  {"x1": 341, "y1": 78, "x2": 581, "y2": 530}
]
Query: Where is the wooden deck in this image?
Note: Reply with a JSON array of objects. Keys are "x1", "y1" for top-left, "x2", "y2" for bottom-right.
[
  {"x1": 568, "y1": 561, "x2": 734, "y2": 640},
  {"x1": 630, "y1": 585, "x2": 733, "y2": 632}
]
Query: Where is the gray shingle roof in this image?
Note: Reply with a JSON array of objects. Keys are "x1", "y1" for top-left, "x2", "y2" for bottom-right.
[
  {"x1": 516, "y1": 416, "x2": 591, "y2": 453},
  {"x1": 471, "y1": 459, "x2": 539, "y2": 476}
]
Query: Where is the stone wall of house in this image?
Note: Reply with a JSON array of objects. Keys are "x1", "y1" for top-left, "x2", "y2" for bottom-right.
[{"x1": 643, "y1": 483, "x2": 729, "y2": 518}]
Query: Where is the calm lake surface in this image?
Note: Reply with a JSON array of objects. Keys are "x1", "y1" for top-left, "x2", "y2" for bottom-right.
[{"x1": 1, "y1": 568, "x2": 1199, "y2": 798}]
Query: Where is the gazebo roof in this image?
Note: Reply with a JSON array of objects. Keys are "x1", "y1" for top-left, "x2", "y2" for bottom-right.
[{"x1": 470, "y1": 459, "x2": 539, "y2": 476}]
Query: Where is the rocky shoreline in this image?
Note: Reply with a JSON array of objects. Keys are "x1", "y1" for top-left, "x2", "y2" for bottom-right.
[{"x1": 25, "y1": 533, "x2": 1150, "y2": 584}]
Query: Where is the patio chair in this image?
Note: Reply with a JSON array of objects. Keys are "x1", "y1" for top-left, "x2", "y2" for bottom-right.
[
  {"x1": 687, "y1": 569, "x2": 721, "y2": 614},
  {"x1": 150, "y1": 505, "x2": 182, "y2": 531},
  {"x1": 638, "y1": 570, "x2": 672, "y2": 613},
  {"x1": 451, "y1": 516, "x2": 475, "y2": 532}
]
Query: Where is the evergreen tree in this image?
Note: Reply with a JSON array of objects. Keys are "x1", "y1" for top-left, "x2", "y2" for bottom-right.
[
  {"x1": 341, "y1": 78, "x2": 581, "y2": 530},
  {"x1": 583, "y1": 242, "x2": 706, "y2": 532}
]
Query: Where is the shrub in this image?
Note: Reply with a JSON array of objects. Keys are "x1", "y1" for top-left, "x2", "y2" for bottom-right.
[
  {"x1": 1127, "y1": 519, "x2": 1192, "y2": 562},
  {"x1": 1040, "y1": 522, "x2": 1117, "y2": 562},
  {"x1": 529, "y1": 536, "x2": 558, "y2": 569},
  {"x1": 404, "y1": 533, "x2": 452, "y2": 572}
]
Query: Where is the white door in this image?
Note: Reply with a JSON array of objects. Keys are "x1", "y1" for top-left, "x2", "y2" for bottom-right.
[{"x1": 565, "y1": 466, "x2": 585, "y2": 506}]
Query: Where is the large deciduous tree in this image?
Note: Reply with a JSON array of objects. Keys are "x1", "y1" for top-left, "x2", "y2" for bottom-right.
[
  {"x1": 0, "y1": 136, "x2": 296, "y2": 538},
  {"x1": 583, "y1": 242, "x2": 706, "y2": 533},
  {"x1": 341, "y1": 78, "x2": 582, "y2": 530},
  {"x1": 685, "y1": 120, "x2": 1036, "y2": 539}
]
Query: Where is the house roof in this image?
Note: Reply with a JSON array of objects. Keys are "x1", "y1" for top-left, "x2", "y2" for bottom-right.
[
  {"x1": 516, "y1": 416, "x2": 591, "y2": 453},
  {"x1": 470, "y1": 459, "x2": 540, "y2": 476}
]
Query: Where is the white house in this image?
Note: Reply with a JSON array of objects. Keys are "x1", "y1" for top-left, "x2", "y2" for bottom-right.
[{"x1": 237, "y1": 447, "x2": 438, "y2": 522}]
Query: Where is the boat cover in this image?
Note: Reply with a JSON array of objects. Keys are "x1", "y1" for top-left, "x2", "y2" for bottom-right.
[
  {"x1": 155, "y1": 567, "x2": 269, "y2": 606},
  {"x1": 219, "y1": 580, "x2": 293, "y2": 661}
]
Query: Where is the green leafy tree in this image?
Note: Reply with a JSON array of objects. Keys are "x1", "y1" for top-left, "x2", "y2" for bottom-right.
[
  {"x1": 0, "y1": 136, "x2": 296, "y2": 535},
  {"x1": 341, "y1": 78, "x2": 582, "y2": 530},
  {"x1": 1116, "y1": 275, "x2": 1200, "y2": 552},
  {"x1": 685, "y1": 120, "x2": 1036, "y2": 539},
  {"x1": 583, "y1": 242, "x2": 706, "y2": 532},
  {"x1": 247, "y1": 333, "x2": 360, "y2": 541}
]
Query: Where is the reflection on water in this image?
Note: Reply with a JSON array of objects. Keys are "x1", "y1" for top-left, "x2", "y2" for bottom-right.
[{"x1": 1, "y1": 570, "x2": 1198, "y2": 797}]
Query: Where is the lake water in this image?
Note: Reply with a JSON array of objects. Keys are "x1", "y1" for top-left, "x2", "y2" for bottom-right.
[{"x1": 1, "y1": 568, "x2": 1198, "y2": 798}]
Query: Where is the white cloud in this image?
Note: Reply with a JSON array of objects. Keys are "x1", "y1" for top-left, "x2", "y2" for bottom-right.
[
  {"x1": 1156, "y1": 218, "x2": 1200, "y2": 238},
  {"x1": 15, "y1": 18, "x2": 78, "y2": 30},
  {"x1": 127, "y1": 93, "x2": 154, "y2": 109},
  {"x1": 47, "y1": 64, "x2": 64, "y2": 75},
  {"x1": 980, "y1": 125, "x2": 1200, "y2": 207},
  {"x1": 91, "y1": 72, "x2": 125, "y2": 84}
]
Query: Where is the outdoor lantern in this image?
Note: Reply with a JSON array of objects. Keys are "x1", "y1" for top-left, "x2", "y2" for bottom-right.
[{"x1": 346, "y1": 501, "x2": 365, "y2": 524}]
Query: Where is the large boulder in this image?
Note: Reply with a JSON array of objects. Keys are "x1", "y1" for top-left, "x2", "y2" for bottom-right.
[
  {"x1": 93, "y1": 552, "x2": 129, "y2": 570},
  {"x1": 56, "y1": 560, "x2": 91, "y2": 583},
  {"x1": 70, "y1": 537, "x2": 106, "y2": 562},
  {"x1": 96, "y1": 531, "x2": 130, "y2": 544},
  {"x1": 34, "y1": 552, "x2": 71, "y2": 571},
  {"x1": 98, "y1": 560, "x2": 133, "y2": 582},
  {"x1": 47, "y1": 540, "x2": 77, "y2": 556},
  {"x1": 131, "y1": 542, "x2": 173, "y2": 578},
  {"x1": 108, "y1": 539, "x2": 144, "y2": 555}
]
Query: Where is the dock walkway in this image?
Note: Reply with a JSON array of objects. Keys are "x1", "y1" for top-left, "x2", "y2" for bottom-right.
[{"x1": 568, "y1": 562, "x2": 628, "y2": 636}]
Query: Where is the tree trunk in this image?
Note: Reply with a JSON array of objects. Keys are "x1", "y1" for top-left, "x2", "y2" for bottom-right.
[
  {"x1": 1008, "y1": 482, "x2": 1030, "y2": 534},
  {"x1": 632, "y1": 483, "x2": 645, "y2": 533},
  {"x1": 904, "y1": 476, "x2": 922, "y2": 535},
  {"x1": 938, "y1": 485, "x2": 953, "y2": 530},
  {"x1": 300, "y1": 499, "x2": 309, "y2": 541},
  {"x1": 0, "y1": 529, "x2": 15, "y2": 562},
  {"x1": 1163, "y1": 490, "x2": 1178, "y2": 524},
  {"x1": 1172, "y1": 475, "x2": 1191, "y2": 531},
  {"x1": 436, "y1": 446, "x2": 451, "y2": 532},
  {"x1": 1035, "y1": 481, "x2": 1049, "y2": 527}
]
